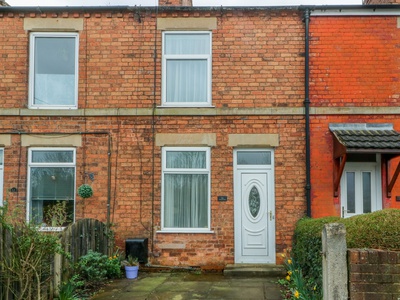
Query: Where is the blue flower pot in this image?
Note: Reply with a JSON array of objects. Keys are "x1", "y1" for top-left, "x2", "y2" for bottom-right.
[{"x1": 125, "y1": 265, "x2": 139, "y2": 279}]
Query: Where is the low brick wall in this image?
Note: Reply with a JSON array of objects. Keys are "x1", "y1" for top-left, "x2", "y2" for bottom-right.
[{"x1": 348, "y1": 249, "x2": 400, "y2": 299}]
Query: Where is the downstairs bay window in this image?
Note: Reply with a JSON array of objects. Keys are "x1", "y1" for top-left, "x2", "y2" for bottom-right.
[
  {"x1": 161, "y1": 147, "x2": 211, "y2": 232},
  {"x1": 27, "y1": 148, "x2": 76, "y2": 227}
]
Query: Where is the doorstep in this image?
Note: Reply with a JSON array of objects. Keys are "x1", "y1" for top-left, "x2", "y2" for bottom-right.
[{"x1": 223, "y1": 264, "x2": 286, "y2": 278}]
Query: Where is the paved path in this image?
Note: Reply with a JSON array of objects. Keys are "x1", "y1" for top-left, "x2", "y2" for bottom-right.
[{"x1": 91, "y1": 272, "x2": 282, "y2": 300}]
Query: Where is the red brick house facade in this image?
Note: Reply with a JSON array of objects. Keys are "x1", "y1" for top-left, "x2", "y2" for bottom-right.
[
  {"x1": 309, "y1": 5, "x2": 400, "y2": 219},
  {"x1": 1, "y1": 0, "x2": 400, "y2": 268},
  {"x1": 0, "y1": 3, "x2": 306, "y2": 267}
]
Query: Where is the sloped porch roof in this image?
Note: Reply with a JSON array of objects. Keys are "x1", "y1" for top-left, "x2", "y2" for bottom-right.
[{"x1": 329, "y1": 123, "x2": 400, "y2": 197}]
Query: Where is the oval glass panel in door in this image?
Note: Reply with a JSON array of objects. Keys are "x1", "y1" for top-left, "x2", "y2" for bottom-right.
[{"x1": 249, "y1": 186, "x2": 261, "y2": 218}]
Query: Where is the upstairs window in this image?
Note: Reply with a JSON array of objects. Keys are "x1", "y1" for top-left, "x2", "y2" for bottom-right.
[
  {"x1": 162, "y1": 32, "x2": 212, "y2": 106},
  {"x1": 29, "y1": 32, "x2": 79, "y2": 109}
]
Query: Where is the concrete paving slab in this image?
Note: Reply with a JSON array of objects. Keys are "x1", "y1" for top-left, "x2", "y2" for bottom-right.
[{"x1": 91, "y1": 272, "x2": 282, "y2": 300}]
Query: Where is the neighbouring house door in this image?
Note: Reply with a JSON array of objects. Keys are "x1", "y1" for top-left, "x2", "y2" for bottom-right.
[
  {"x1": 341, "y1": 161, "x2": 381, "y2": 218},
  {"x1": 234, "y1": 149, "x2": 275, "y2": 264}
]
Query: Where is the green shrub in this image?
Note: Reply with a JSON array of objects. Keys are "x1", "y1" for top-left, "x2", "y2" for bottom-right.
[
  {"x1": 292, "y1": 216, "x2": 339, "y2": 291},
  {"x1": 292, "y1": 209, "x2": 400, "y2": 293},
  {"x1": 0, "y1": 202, "x2": 65, "y2": 300},
  {"x1": 343, "y1": 209, "x2": 400, "y2": 249},
  {"x1": 74, "y1": 250, "x2": 122, "y2": 290}
]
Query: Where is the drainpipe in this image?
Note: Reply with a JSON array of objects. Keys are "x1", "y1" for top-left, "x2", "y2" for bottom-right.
[{"x1": 304, "y1": 8, "x2": 312, "y2": 217}]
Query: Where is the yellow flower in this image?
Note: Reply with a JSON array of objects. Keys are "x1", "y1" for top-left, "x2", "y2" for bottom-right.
[
  {"x1": 281, "y1": 253, "x2": 286, "y2": 258},
  {"x1": 287, "y1": 259, "x2": 292, "y2": 264},
  {"x1": 286, "y1": 275, "x2": 290, "y2": 281},
  {"x1": 294, "y1": 290, "x2": 300, "y2": 298},
  {"x1": 113, "y1": 255, "x2": 117, "y2": 259},
  {"x1": 288, "y1": 271, "x2": 292, "y2": 276}
]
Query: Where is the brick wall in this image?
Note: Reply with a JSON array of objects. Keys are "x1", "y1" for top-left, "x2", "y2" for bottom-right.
[
  {"x1": 363, "y1": 0, "x2": 400, "y2": 4},
  {"x1": 348, "y1": 249, "x2": 400, "y2": 299},
  {"x1": 309, "y1": 14, "x2": 400, "y2": 218},
  {"x1": 310, "y1": 16, "x2": 400, "y2": 108},
  {"x1": 0, "y1": 7, "x2": 307, "y2": 267}
]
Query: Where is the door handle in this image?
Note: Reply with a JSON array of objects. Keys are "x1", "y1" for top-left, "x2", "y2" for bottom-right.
[
  {"x1": 341, "y1": 207, "x2": 349, "y2": 217},
  {"x1": 269, "y1": 211, "x2": 274, "y2": 221}
]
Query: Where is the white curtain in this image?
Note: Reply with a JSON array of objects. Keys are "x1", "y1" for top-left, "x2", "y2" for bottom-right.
[
  {"x1": 164, "y1": 174, "x2": 208, "y2": 228},
  {"x1": 165, "y1": 33, "x2": 210, "y2": 103}
]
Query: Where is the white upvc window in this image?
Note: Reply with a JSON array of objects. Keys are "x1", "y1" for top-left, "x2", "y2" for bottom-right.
[
  {"x1": 162, "y1": 31, "x2": 212, "y2": 107},
  {"x1": 29, "y1": 32, "x2": 79, "y2": 109},
  {"x1": 161, "y1": 147, "x2": 211, "y2": 232},
  {"x1": 0, "y1": 149, "x2": 3, "y2": 206},
  {"x1": 27, "y1": 148, "x2": 76, "y2": 228}
]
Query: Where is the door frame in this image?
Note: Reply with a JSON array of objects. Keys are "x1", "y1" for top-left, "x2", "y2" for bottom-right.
[{"x1": 233, "y1": 148, "x2": 276, "y2": 264}]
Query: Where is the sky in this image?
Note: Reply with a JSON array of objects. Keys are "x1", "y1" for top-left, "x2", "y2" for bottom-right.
[{"x1": 6, "y1": 0, "x2": 362, "y2": 7}]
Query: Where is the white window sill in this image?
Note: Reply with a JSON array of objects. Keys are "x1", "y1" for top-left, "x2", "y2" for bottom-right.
[
  {"x1": 28, "y1": 106, "x2": 78, "y2": 110},
  {"x1": 157, "y1": 229, "x2": 214, "y2": 234},
  {"x1": 158, "y1": 105, "x2": 215, "y2": 108},
  {"x1": 38, "y1": 226, "x2": 66, "y2": 232}
]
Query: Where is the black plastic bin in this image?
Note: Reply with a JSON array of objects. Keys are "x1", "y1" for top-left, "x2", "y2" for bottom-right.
[{"x1": 125, "y1": 238, "x2": 148, "y2": 263}]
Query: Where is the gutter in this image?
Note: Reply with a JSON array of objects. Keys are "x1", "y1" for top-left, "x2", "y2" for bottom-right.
[{"x1": 303, "y1": 8, "x2": 312, "y2": 218}]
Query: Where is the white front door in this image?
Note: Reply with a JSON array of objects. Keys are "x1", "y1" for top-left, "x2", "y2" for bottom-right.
[
  {"x1": 234, "y1": 149, "x2": 275, "y2": 264},
  {"x1": 341, "y1": 160, "x2": 382, "y2": 218}
]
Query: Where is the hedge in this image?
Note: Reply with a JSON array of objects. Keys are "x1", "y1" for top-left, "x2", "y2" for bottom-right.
[{"x1": 292, "y1": 209, "x2": 400, "y2": 291}]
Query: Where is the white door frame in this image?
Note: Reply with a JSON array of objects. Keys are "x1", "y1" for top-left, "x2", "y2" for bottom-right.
[{"x1": 233, "y1": 148, "x2": 276, "y2": 264}]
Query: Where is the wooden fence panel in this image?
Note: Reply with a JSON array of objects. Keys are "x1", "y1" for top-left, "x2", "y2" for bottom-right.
[{"x1": 60, "y1": 218, "x2": 112, "y2": 282}]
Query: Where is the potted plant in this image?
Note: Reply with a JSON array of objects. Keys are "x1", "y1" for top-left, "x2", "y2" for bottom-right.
[{"x1": 121, "y1": 255, "x2": 139, "y2": 279}]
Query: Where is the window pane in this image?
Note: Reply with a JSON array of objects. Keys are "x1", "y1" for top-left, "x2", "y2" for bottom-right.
[
  {"x1": 237, "y1": 151, "x2": 271, "y2": 165},
  {"x1": 30, "y1": 166, "x2": 74, "y2": 225},
  {"x1": 32, "y1": 150, "x2": 74, "y2": 163},
  {"x1": 166, "y1": 60, "x2": 207, "y2": 103},
  {"x1": 346, "y1": 172, "x2": 355, "y2": 213},
  {"x1": 31, "y1": 200, "x2": 74, "y2": 226},
  {"x1": 166, "y1": 151, "x2": 206, "y2": 169},
  {"x1": 362, "y1": 172, "x2": 372, "y2": 213},
  {"x1": 30, "y1": 167, "x2": 74, "y2": 201},
  {"x1": 165, "y1": 33, "x2": 210, "y2": 55},
  {"x1": 34, "y1": 37, "x2": 76, "y2": 106},
  {"x1": 164, "y1": 174, "x2": 208, "y2": 228},
  {"x1": 0, "y1": 149, "x2": 3, "y2": 166}
]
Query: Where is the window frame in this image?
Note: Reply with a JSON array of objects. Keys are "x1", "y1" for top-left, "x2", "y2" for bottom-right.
[
  {"x1": 161, "y1": 31, "x2": 212, "y2": 107},
  {"x1": 161, "y1": 147, "x2": 211, "y2": 233},
  {"x1": 29, "y1": 32, "x2": 79, "y2": 109},
  {"x1": 26, "y1": 147, "x2": 76, "y2": 230},
  {"x1": 0, "y1": 148, "x2": 3, "y2": 206}
]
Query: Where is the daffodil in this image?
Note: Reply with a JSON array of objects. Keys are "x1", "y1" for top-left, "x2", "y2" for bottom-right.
[
  {"x1": 294, "y1": 290, "x2": 300, "y2": 298},
  {"x1": 288, "y1": 271, "x2": 292, "y2": 275},
  {"x1": 286, "y1": 275, "x2": 290, "y2": 281},
  {"x1": 287, "y1": 259, "x2": 292, "y2": 264}
]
